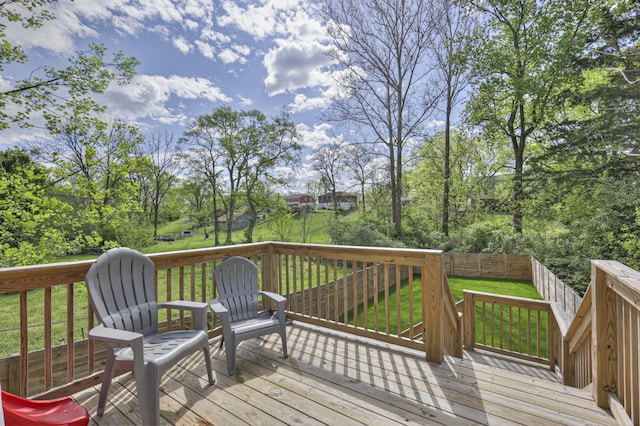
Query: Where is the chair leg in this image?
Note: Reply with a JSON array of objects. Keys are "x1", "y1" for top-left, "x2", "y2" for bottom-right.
[
  {"x1": 97, "y1": 348, "x2": 116, "y2": 416},
  {"x1": 225, "y1": 336, "x2": 236, "y2": 376},
  {"x1": 134, "y1": 363, "x2": 160, "y2": 426},
  {"x1": 202, "y1": 346, "x2": 215, "y2": 385},
  {"x1": 280, "y1": 330, "x2": 289, "y2": 359}
]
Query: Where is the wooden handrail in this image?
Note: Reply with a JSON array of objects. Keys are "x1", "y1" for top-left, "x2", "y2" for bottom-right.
[
  {"x1": 590, "y1": 260, "x2": 640, "y2": 424},
  {"x1": 462, "y1": 290, "x2": 556, "y2": 370}
]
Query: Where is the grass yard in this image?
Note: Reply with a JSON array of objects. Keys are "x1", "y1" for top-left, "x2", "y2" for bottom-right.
[{"x1": 349, "y1": 276, "x2": 548, "y2": 357}]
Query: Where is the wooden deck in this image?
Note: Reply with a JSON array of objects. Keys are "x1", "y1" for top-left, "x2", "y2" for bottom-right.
[{"x1": 73, "y1": 322, "x2": 615, "y2": 425}]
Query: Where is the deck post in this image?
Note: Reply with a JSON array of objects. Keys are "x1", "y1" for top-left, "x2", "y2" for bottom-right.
[
  {"x1": 463, "y1": 291, "x2": 475, "y2": 351},
  {"x1": 591, "y1": 261, "x2": 617, "y2": 408},
  {"x1": 423, "y1": 251, "x2": 444, "y2": 363},
  {"x1": 261, "y1": 243, "x2": 279, "y2": 308}
]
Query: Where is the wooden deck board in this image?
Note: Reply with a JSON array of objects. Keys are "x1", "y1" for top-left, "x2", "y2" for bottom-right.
[{"x1": 74, "y1": 322, "x2": 615, "y2": 425}]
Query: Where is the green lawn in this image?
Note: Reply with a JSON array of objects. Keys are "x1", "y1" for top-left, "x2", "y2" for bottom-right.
[{"x1": 348, "y1": 276, "x2": 548, "y2": 357}]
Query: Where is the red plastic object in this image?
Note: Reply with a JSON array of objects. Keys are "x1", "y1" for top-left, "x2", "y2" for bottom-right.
[{"x1": 1, "y1": 390, "x2": 89, "y2": 426}]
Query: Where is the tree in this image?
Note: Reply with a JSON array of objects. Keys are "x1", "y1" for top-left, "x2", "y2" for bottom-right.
[
  {"x1": 406, "y1": 129, "x2": 494, "y2": 241},
  {"x1": 343, "y1": 143, "x2": 377, "y2": 212},
  {"x1": 321, "y1": 0, "x2": 440, "y2": 235},
  {"x1": 0, "y1": 0, "x2": 138, "y2": 130},
  {"x1": 268, "y1": 209, "x2": 295, "y2": 242},
  {"x1": 242, "y1": 111, "x2": 300, "y2": 242},
  {"x1": 523, "y1": 1, "x2": 640, "y2": 283},
  {"x1": 311, "y1": 142, "x2": 347, "y2": 211},
  {"x1": 36, "y1": 119, "x2": 149, "y2": 250},
  {"x1": 431, "y1": 0, "x2": 476, "y2": 235},
  {"x1": 464, "y1": 0, "x2": 590, "y2": 233},
  {"x1": 0, "y1": 147, "x2": 73, "y2": 266},
  {"x1": 184, "y1": 107, "x2": 301, "y2": 245},
  {"x1": 139, "y1": 131, "x2": 182, "y2": 236},
  {"x1": 183, "y1": 108, "x2": 234, "y2": 245},
  {"x1": 305, "y1": 179, "x2": 323, "y2": 201}
]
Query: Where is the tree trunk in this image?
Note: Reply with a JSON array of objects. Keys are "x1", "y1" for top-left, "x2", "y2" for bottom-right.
[{"x1": 442, "y1": 85, "x2": 452, "y2": 236}]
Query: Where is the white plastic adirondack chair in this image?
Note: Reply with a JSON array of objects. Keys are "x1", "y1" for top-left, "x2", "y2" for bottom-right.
[
  {"x1": 85, "y1": 247, "x2": 215, "y2": 426},
  {"x1": 211, "y1": 256, "x2": 288, "y2": 375}
]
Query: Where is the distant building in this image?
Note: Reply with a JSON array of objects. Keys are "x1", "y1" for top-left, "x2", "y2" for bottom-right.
[
  {"x1": 217, "y1": 212, "x2": 253, "y2": 230},
  {"x1": 284, "y1": 193, "x2": 316, "y2": 211},
  {"x1": 317, "y1": 192, "x2": 358, "y2": 211}
]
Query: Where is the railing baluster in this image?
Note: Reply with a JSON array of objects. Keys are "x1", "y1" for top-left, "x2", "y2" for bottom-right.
[
  {"x1": 384, "y1": 263, "x2": 390, "y2": 334},
  {"x1": 315, "y1": 257, "x2": 321, "y2": 318},
  {"x1": 342, "y1": 258, "x2": 348, "y2": 324},
  {"x1": 373, "y1": 262, "x2": 379, "y2": 332},
  {"x1": 292, "y1": 255, "x2": 298, "y2": 313},
  {"x1": 300, "y1": 255, "x2": 305, "y2": 316},
  {"x1": 179, "y1": 266, "x2": 185, "y2": 328},
  {"x1": 20, "y1": 290, "x2": 28, "y2": 397},
  {"x1": 333, "y1": 258, "x2": 338, "y2": 322},
  {"x1": 66, "y1": 283, "x2": 75, "y2": 383},
  {"x1": 353, "y1": 260, "x2": 359, "y2": 328},
  {"x1": 396, "y1": 265, "x2": 401, "y2": 337},
  {"x1": 44, "y1": 286, "x2": 52, "y2": 391},
  {"x1": 363, "y1": 262, "x2": 368, "y2": 331},
  {"x1": 307, "y1": 256, "x2": 312, "y2": 316}
]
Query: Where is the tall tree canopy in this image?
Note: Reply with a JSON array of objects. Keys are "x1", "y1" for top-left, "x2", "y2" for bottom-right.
[
  {"x1": 321, "y1": 0, "x2": 440, "y2": 236},
  {"x1": 464, "y1": 0, "x2": 591, "y2": 233},
  {"x1": 184, "y1": 106, "x2": 300, "y2": 245}
]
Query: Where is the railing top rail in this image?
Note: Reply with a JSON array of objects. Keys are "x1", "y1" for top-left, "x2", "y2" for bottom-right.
[
  {"x1": 463, "y1": 289, "x2": 552, "y2": 310},
  {"x1": 148, "y1": 242, "x2": 272, "y2": 269},
  {"x1": 270, "y1": 242, "x2": 442, "y2": 265},
  {"x1": 0, "y1": 261, "x2": 93, "y2": 292},
  {"x1": 592, "y1": 260, "x2": 640, "y2": 310},
  {"x1": 564, "y1": 284, "x2": 592, "y2": 340},
  {"x1": 0, "y1": 242, "x2": 443, "y2": 293}
]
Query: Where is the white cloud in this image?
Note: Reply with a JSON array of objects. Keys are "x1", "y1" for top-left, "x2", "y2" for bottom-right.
[
  {"x1": 263, "y1": 38, "x2": 333, "y2": 96},
  {"x1": 97, "y1": 74, "x2": 231, "y2": 125},
  {"x1": 173, "y1": 36, "x2": 193, "y2": 54},
  {"x1": 296, "y1": 122, "x2": 341, "y2": 150},
  {"x1": 195, "y1": 40, "x2": 215, "y2": 59},
  {"x1": 219, "y1": 49, "x2": 242, "y2": 64},
  {"x1": 238, "y1": 96, "x2": 253, "y2": 106}
]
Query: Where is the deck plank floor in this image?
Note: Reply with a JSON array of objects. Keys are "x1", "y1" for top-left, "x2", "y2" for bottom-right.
[{"x1": 74, "y1": 322, "x2": 615, "y2": 425}]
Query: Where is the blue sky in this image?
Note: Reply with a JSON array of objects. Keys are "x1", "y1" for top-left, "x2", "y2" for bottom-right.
[{"x1": 2, "y1": 0, "x2": 347, "y2": 190}]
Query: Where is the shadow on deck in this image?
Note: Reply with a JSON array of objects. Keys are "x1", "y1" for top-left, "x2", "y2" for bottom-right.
[{"x1": 74, "y1": 322, "x2": 615, "y2": 425}]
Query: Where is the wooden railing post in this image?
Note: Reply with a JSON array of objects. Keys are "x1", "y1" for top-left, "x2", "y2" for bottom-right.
[
  {"x1": 591, "y1": 261, "x2": 617, "y2": 408},
  {"x1": 261, "y1": 243, "x2": 279, "y2": 310},
  {"x1": 423, "y1": 252, "x2": 444, "y2": 363},
  {"x1": 463, "y1": 291, "x2": 475, "y2": 351}
]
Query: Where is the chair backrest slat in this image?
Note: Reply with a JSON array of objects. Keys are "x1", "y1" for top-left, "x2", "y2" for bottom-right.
[
  {"x1": 86, "y1": 247, "x2": 158, "y2": 336},
  {"x1": 215, "y1": 257, "x2": 259, "y2": 322}
]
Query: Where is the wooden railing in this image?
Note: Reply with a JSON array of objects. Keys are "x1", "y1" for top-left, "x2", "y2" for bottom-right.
[
  {"x1": 462, "y1": 290, "x2": 557, "y2": 370},
  {"x1": 0, "y1": 242, "x2": 459, "y2": 400},
  {"x1": 561, "y1": 260, "x2": 640, "y2": 425}
]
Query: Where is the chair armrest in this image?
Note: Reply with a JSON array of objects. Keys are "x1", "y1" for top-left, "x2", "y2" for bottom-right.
[
  {"x1": 89, "y1": 324, "x2": 143, "y2": 345},
  {"x1": 259, "y1": 291, "x2": 287, "y2": 324},
  {"x1": 209, "y1": 299, "x2": 231, "y2": 326},
  {"x1": 157, "y1": 300, "x2": 209, "y2": 331},
  {"x1": 89, "y1": 325, "x2": 144, "y2": 368},
  {"x1": 209, "y1": 299, "x2": 228, "y2": 314},
  {"x1": 259, "y1": 291, "x2": 286, "y2": 304}
]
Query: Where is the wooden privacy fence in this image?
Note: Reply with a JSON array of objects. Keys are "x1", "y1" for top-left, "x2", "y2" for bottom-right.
[
  {"x1": 531, "y1": 258, "x2": 583, "y2": 320},
  {"x1": 444, "y1": 253, "x2": 532, "y2": 280}
]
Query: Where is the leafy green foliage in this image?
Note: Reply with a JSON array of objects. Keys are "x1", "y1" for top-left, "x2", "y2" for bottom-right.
[{"x1": 0, "y1": 148, "x2": 73, "y2": 266}]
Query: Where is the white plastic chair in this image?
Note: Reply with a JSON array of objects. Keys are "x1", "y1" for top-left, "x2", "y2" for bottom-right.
[
  {"x1": 211, "y1": 256, "x2": 288, "y2": 375},
  {"x1": 85, "y1": 247, "x2": 215, "y2": 425}
]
